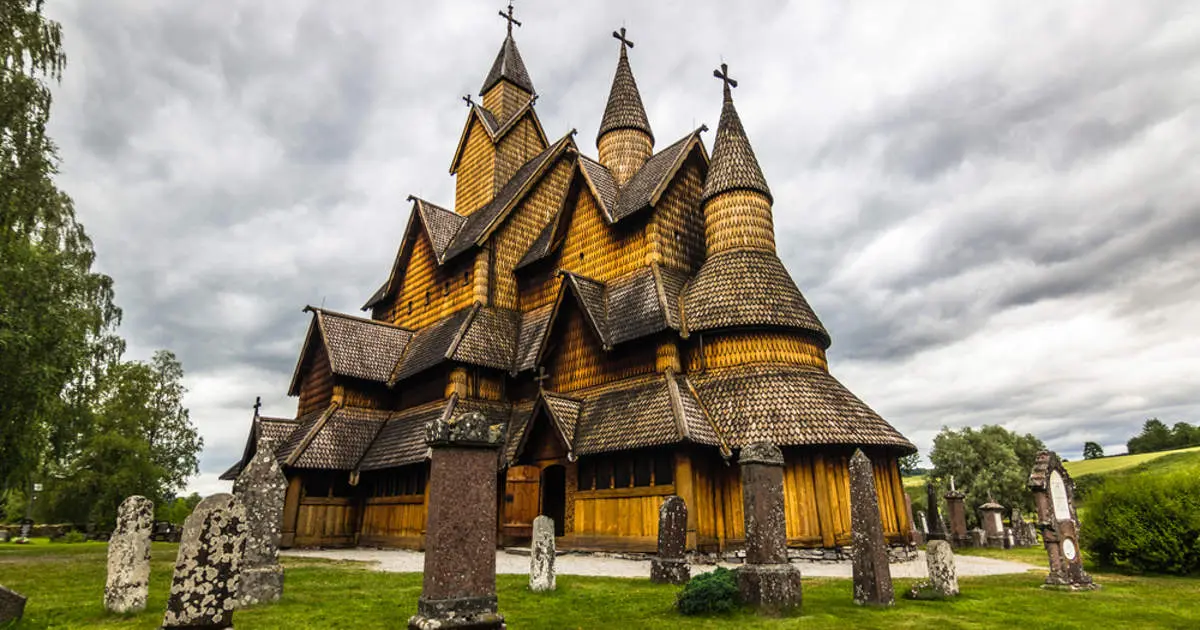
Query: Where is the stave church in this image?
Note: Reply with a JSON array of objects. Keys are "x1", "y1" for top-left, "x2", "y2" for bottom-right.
[{"x1": 221, "y1": 7, "x2": 915, "y2": 553}]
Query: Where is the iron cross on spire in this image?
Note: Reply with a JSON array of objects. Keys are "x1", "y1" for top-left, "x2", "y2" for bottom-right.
[
  {"x1": 253, "y1": 396, "x2": 262, "y2": 419},
  {"x1": 713, "y1": 62, "x2": 738, "y2": 98},
  {"x1": 612, "y1": 27, "x2": 634, "y2": 49},
  {"x1": 534, "y1": 366, "x2": 550, "y2": 391},
  {"x1": 462, "y1": 94, "x2": 475, "y2": 108},
  {"x1": 499, "y1": 2, "x2": 521, "y2": 35}
]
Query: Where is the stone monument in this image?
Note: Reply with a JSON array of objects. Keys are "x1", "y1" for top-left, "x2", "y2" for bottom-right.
[
  {"x1": 529, "y1": 515, "x2": 556, "y2": 592},
  {"x1": 1028, "y1": 450, "x2": 1096, "y2": 590},
  {"x1": 0, "y1": 585, "x2": 27, "y2": 624},
  {"x1": 105, "y1": 495, "x2": 154, "y2": 614},
  {"x1": 233, "y1": 445, "x2": 287, "y2": 606},
  {"x1": 978, "y1": 495, "x2": 1005, "y2": 549},
  {"x1": 904, "y1": 493, "x2": 923, "y2": 545},
  {"x1": 736, "y1": 442, "x2": 802, "y2": 615},
  {"x1": 926, "y1": 540, "x2": 959, "y2": 597},
  {"x1": 410, "y1": 411, "x2": 507, "y2": 630},
  {"x1": 650, "y1": 495, "x2": 689, "y2": 585},
  {"x1": 924, "y1": 482, "x2": 945, "y2": 541},
  {"x1": 848, "y1": 450, "x2": 894, "y2": 607},
  {"x1": 161, "y1": 493, "x2": 248, "y2": 630},
  {"x1": 944, "y1": 478, "x2": 969, "y2": 547}
]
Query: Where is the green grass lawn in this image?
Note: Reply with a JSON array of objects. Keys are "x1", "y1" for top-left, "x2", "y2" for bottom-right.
[
  {"x1": 2, "y1": 539, "x2": 1198, "y2": 629},
  {"x1": 1065, "y1": 446, "x2": 1200, "y2": 477}
]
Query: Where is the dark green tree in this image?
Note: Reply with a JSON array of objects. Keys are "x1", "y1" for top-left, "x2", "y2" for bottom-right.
[
  {"x1": 1083, "y1": 442, "x2": 1104, "y2": 460},
  {"x1": 928, "y1": 425, "x2": 1045, "y2": 526},
  {"x1": 1127, "y1": 419, "x2": 1176, "y2": 454},
  {"x1": 899, "y1": 451, "x2": 923, "y2": 475}
]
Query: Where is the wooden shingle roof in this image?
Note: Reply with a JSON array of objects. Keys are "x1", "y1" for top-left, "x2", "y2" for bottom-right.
[
  {"x1": 311, "y1": 308, "x2": 414, "y2": 382},
  {"x1": 357, "y1": 395, "x2": 512, "y2": 471},
  {"x1": 480, "y1": 32, "x2": 535, "y2": 95},
  {"x1": 288, "y1": 406, "x2": 390, "y2": 470},
  {"x1": 701, "y1": 80, "x2": 771, "y2": 205},
  {"x1": 597, "y1": 42, "x2": 653, "y2": 144}
]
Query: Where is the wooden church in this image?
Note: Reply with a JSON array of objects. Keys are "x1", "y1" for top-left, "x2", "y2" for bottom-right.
[{"x1": 222, "y1": 8, "x2": 915, "y2": 553}]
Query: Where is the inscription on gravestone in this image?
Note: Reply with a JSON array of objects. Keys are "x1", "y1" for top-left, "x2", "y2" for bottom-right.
[{"x1": 1028, "y1": 451, "x2": 1096, "y2": 591}]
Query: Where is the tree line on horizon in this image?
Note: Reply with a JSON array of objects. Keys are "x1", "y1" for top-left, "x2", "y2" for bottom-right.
[
  {"x1": 1081, "y1": 418, "x2": 1198, "y2": 460},
  {"x1": 1, "y1": 0, "x2": 202, "y2": 529}
]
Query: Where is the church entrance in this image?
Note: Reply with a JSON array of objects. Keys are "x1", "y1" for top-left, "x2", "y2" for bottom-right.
[{"x1": 540, "y1": 464, "x2": 566, "y2": 536}]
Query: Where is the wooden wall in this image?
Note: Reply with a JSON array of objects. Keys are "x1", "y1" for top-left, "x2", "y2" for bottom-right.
[
  {"x1": 380, "y1": 231, "x2": 474, "y2": 330},
  {"x1": 455, "y1": 117, "x2": 497, "y2": 216},
  {"x1": 359, "y1": 496, "x2": 426, "y2": 548},
  {"x1": 293, "y1": 497, "x2": 357, "y2": 548},
  {"x1": 491, "y1": 157, "x2": 572, "y2": 309},
  {"x1": 492, "y1": 115, "x2": 546, "y2": 194},
  {"x1": 646, "y1": 152, "x2": 707, "y2": 273},
  {"x1": 686, "y1": 331, "x2": 828, "y2": 373},
  {"x1": 482, "y1": 80, "x2": 529, "y2": 126},
  {"x1": 544, "y1": 306, "x2": 655, "y2": 393},
  {"x1": 297, "y1": 339, "x2": 333, "y2": 417}
]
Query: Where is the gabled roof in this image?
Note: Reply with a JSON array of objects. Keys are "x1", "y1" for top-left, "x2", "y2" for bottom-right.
[
  {"x1": 276, "y1": 404, "x2": 338, "y2": 465},
  {"x1": 512, "y1": 304, "x2": 553, "y2": 373},
  {"x1": 357, "y1": 395, "x2": 512, "y2": 471},
  {"x1": 389, "y1": 306, "x2": 477, "y2": 384},
  {"x1": 689, "y1": 363, "x2": 915, "y2": 453},
  {"x1": 387, "y1": 303, "x2": 526, "y2": 383},
  {"x1": 444, "y1": 132, "x2": 576, "y2": 262},
  {"x1": 287, "y1": 307, "x2": 414, "y2": 394},
  {"x1": 598, "y1": 43, "x2": 653, "y2": 144},
  {"x1": 288, "y1": 406, "x2": 390, "y2": 470},
  {"x1": 509, "y1": 391, "x2": 583, "y2": 461},
  {"x1": 682, "y1": 249, "x2": 830, "y2": 347},
  {"x1": 362, "y1": 197, "x2": 468, "y2": 311},
  {"x1": 480, "y1": 32, "x2": 535, "y2": 95},
  {"x1": 449, "y1": 98, "x2": 549, "y2": 175},
  {"x1": 219, "y1": 415, "x2": 300, "y2": 481},
  {"x1": 701, "y1": 79, "x2": 771, "y2": 204}
]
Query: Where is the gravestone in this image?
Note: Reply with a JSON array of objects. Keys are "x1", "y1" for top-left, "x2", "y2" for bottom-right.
[
  {"x1": 736, "y1": 442, "x2": 802, "y2": 615},
  {"x1": 968, "y1": 528, "x2": 986, "y2": 547},
  {"x1": 1028, "y1": 451, "x2": 1096, "y2": 590},
  {"x1": 904, "y1": 493, "x2": 923, "y2": 545},
  {"x1": 944, "y1": 479, "x2": 969, "y2": 547},
  {"x1": 18, "y1": 518, "x2": 33, "y2": 540},
  {"x1": 978, "y1": 496, "x2": 1005, "y2": 549},
  {"x1": 233, "y1": 445, "x2": 287, "y2": 606},
  {"x1": 1010, "y1": 508, "x2": 1029, "y2": 547},
  {"x1": 410, "y1": 411, "x2": 506, "y2": 630},
  {"x1": 924, "y1": 483, "x2": 945, "y2": 541},
  {"x1": 917, "y1": 512, "x2": 929, "y2": 534},
  {"x1": 1004, "y1": 528, "x2": 1014, "y2": 549},
  {"x1": 925, "y1": 540, "x2": 959, "y2": 597},
  {"x1": 105, "y1": 495, "x2": 154, "y2": 614},
  {"x1": 650, "y1": 495, "x2": 689, "y2": 584},
  {"x1": 529, "y1": 515, "x2": 556, "y2": 592},
  {"x1": 161, "y1": 493, "x2": 248, "y2": 629},
  {"x1": 0, "y1": 585, "x2": 27, "y2": 624},
  {"x1": 848, "y1": 450, "x2": 894, "y2": 607}
]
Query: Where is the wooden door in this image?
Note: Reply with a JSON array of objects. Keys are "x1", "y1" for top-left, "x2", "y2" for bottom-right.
[{"x1": 502, "y1": 465, "x2": 541, "y2": 541}]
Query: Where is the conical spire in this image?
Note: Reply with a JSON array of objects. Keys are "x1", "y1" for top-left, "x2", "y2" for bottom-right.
[
  {"x1": 701, "y1": 64, "x2": 771, "y2": 204},
  {"x1": 480, "y1": 3, "x2": 535, "y2": 95},
  {"x1": 597, "y1": 28, "x2": 653, "y2": 145}
]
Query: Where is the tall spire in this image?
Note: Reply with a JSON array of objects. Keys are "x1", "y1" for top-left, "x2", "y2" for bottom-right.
[
  {"x1": 597, "y1": 27, "x2": 653, "y2": 145},
  {"x1": 701, "y1": 63, "x2": 771, "y2": 204},
  {"x1": 480, "y1": 2, "x2": 535, "y2": 96}
]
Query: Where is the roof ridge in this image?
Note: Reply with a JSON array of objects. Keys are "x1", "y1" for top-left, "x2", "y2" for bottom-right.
[
  {"x1": 664, "y1": 369, "x2": 690, "y2": 442},
  {"x1": 284, "y1": 401, "x2": 340, "y2": 467},
  {"x1": 681, "y1": 375, "x2": 732, "y2": 458},
  {"x1": 306, "y1": 305, "x2": 413, "y2": 331}
]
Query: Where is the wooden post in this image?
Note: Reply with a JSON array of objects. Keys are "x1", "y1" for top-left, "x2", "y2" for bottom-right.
[
  {"x1": 280, "y1": 475, "x2": 302, "y2": 548},
  {"x1": 673, "y1": 450, "x2": 698, "y2": 550}
]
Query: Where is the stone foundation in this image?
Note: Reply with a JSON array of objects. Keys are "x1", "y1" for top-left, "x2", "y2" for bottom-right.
[{"x1": 736, "y1": 564, "x2": 803, "y2": 615}]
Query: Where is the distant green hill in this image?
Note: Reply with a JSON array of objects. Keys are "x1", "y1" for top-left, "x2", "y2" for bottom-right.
[{"x1": 1065, "y1": 445, "x2": 1200, "y2": 478}]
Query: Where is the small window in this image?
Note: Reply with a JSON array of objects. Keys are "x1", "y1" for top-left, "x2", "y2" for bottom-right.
[
  {"x1": 634, "y1": 456, "x2": 653, "y2": 487},
  {"x1": 595, "y1": 460, "x2": 613, "y2": 490},
  {"x1": 444, "y1": 281, "x2": 450, "y2": 296},
  {"x1": 463, "y1": 271, "x2": 470, "y2": 284},
  {"x1": 674, "y1": 229, "x2": 681, "y2": 243},
  {"x1": 614, "y1": 456, "x2": 632, "y2": 489},
  {"x1": 407, "y1": 301, "x2": 413, "y2": 314},
  {"x1": 304, "y1": 475, "x2": 330, "y2": 498},
  {"x1": 424, "y1": 290, "x2": 431, "y2": 305},
  {"x1": 579, "y1": 252, "x2": 585, "y2": 262},
  {"x1": 577, "y1": 460, "x2": 595, "y2": 491},
  {"x1": 654, "y1": 452, "x2": 674, "y2": 486}
]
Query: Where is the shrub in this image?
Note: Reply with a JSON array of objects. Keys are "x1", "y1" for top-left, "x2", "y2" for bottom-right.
[
  {"x1": 1083, "y1": 471, "x2": 1200, "y2": 575},
  {"x1": 55, "y1": 530, "x2": 88, "y2": 544},
  {"x1": 676, "y1": 567, "x2": 739, "y2": 615}
]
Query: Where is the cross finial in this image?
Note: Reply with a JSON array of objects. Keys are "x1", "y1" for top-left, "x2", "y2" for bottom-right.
[
  {"x1": 612, "y1": 27, "x2": 634, "y2": 50},
  {"x1": 534, "y1": 365, "x2": 550, "y2": 391},
  {"x1": 713, "y1": 62, "x2": 737, "y2": 99},
  {"x1": 462, "y1": 94, "x2": 474, "y2": 108},
  {"x1": 253, "y1": 396, "x2": 262, "y2": 418},
  {"x1": 499, "y1": 2, "x2": 521, "y2": 36}
]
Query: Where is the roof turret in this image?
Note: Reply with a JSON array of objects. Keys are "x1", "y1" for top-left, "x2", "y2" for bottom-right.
[
  {"x1": 480, "y1": 3, "x2": 535, "y2": 95},
  {"x1": 597, "y1": 28, "x2": 653, "y2": 144},
  {"x1": 701, "y1": 63, "x2": 771, "y2": 204}
]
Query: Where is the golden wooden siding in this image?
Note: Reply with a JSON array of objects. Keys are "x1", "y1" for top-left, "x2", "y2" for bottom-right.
[
  {"x1": 704, "y1": 189, "x2": 776, "y2": 255},
  {"x1": 293, "y1": 498, "x2": 356, "y2": 547},
  {"x1": 383, "y1": 231, "x2": 474, "y2": 330},
  {"x1": 686, "y1": 331, "x2": 828, "y2": 373},
  {"x1": 656, "y1": 339, "x2": 681, "y2": 373},
  {"x1": 545, "y1": 306, "x2": 656, "y2": 393},
  {"x1": 455, "y1": 118, "x2": 497, "y2": 216},
  {"x1": 335, "y1": 383, "x2": 392, "y2": 409},
  {"x1": 297, "y1": 341, "x2": 333, "y2": 417},
  {"x1": 598, "y1": 128, "x2": 652, "y2": 187},
  {"x1": 503, "y1": 465, "x2": 540, "y2": 529},
  {"x1": 359, "y1": 497, "x2": 426, "y2": 547},
  {"x1": 445, "y1": 368, "x2": 505, "y2": 401},
  {"x1": 493, "y1": 115, "x2": 546, "y2": 195},
  {"x1": 483, "y1": 79, "x2": 530, "y2": 123},
  {"x1": 472, "y1": 249, "x2": 490, "y2": 304},
  {"x1": 521, "y1": 185, "x2": 649, "y2": 311},
  {"x1": 491, "y1": 158, "x2": 572, "y2": 309},
  {"x1": 646, "y1": 154, "x2": 706, "y2": 273},
  {"x1": 571, "y1": 487, "x2": 673, "y2": 539}
]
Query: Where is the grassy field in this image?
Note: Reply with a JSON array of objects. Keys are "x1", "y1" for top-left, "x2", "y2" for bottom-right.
[
  {"x1": 1064, "y1": 446, "x2": 1200, "y2": 477},
  {"x1": 2, "y1": 540, "x2": 1198, "y2": 629}
]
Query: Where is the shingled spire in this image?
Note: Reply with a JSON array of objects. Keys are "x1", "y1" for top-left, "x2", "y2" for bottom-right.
[
  {"x1": 481, "y1": 3, "x2": 535, "y2": 97},
  {"x1": 701, "y1": 64, "x2": 771, "y2": 205},
  {"x1": 596, "y1": 27, "x2": 654, "y2": 186}
]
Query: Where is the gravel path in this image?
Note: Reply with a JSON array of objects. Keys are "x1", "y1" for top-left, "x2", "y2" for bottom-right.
[{"x1": 282, "y1": 548, "x2": 1038, "y2": 579}]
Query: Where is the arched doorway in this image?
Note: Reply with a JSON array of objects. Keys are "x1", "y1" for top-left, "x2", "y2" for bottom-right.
[{"x1": 540, "y1": 464, "x2": 566, "y2": 536}]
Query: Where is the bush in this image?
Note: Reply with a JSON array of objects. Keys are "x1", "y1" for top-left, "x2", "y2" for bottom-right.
[
  {"x1": 55, "y1": 531, "x2": 88, "y2": 544},
  {"x1": 676, "y1": 567, "x2": 739, "y2": 615},
  {"x1": 1083, "y1": 471, "x2": 1200, "y2": 575}
]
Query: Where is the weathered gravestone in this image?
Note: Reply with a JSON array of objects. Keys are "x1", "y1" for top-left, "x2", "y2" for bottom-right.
[
  {"x1": 944, "y1": 480, "x2": 969, "y2": 547},
  {"x1": 737, "y1": 442, "x2": 802, "y2": 615},
  {"x1": 904, "y1": 493, "x2": 923, "y2": 545},
  {"x1": 410, "y1": 411, "x2": 506, "y2": 630},
  {"x1": 233, "y1": 445, "x2": 287, "y2": 606},
  {"x1": 926, "y1": 540, "x2": 959, "y2": 597},
  {"x1": 968, "y1": 528, "x2": 986, "y2": 547},
  {"x1": 848, "y1": 450, "x2": 894, "y2": 607},
  {"x1": 1010, "y1": 508, "x2": 1030, "y2": 547},
  {"x1": 1028, "y1": 451, "x2": 1096, "y2": 590},
  {"x1": 0, "y1": 585, "x2": 27, "y2": 624},
  {"x1": 105, "y1": 495, "x2": 154, "y2": 614},
  {"x1": 161, "y1": 493, "x2": 248, "y2": 630},
  {"x1": 979, "y1": 496, "x2": 1005, "y2": 549},
  {"x1": 650, "y1": 495, "x2": 689, "y2": 585},
  {"x1": 529, "y1": 515, "x2": 556, "y2": 592},
  {"x1": 917, "y1": 511, "x2": 929, "y2": 535},
  {"x1": 18, "y1": 519, "x2": 33, "y2": 540},
  {"x1": 924, "y1": 482, "x2": 945, "y2": 541}
]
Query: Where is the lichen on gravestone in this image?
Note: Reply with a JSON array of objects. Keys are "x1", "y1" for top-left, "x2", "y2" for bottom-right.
[{"x1": 105, "y1": 495, "x2": 154, "y2": 614}]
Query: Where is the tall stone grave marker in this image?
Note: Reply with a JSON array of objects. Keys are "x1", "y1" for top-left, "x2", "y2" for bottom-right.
[
  {"x1": 650, "y1": 495, "x2": 689, "y2": 584},
  {"x1": 1028, "y1": 451, "x2": 1096, "y2": 590},
  {"x1": 410, "y1": 411, "x2": 506, "y2": 630},
  {"x1": 161, "y1": 493, "x2": 248, "y2": 630},
  {"x1": 944, "y1": 478, "x2": 969, "y2": 547},
  {"x1": 924, "y1": 482, "x2": 945, "y2": 541},
  {"x1": 233, "y1": 445, "x2": 287, "y2": 606},
  {"x1": 736, "y1": 442, "x2": 802, "y2": 615},
  {"x1": 978, "y1": 496, "x2": 1005, "y2": 549},
  {"x1": 904, "y1": 493, "x2": 923, "y2": 545},
  {"x1": 848, "y1": 450, "x2": 894, "y2": 607},
  {"x1": 529, "y1": 515, "x2": 556, "y2": 592},
  {"x1": 0, "y1": 585, "x2": 27, "y2": 624},
  {"x1": 105, "y1": 495, "x2": 154, "y2": 613},
  {"x1": 925, "y1": 540, "x2": 959, "y2": 597}
]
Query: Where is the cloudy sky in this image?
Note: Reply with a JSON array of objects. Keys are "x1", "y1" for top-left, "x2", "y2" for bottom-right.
[{"x1": 42, "y1": 1, "x2": 1199, "y2": 495}]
